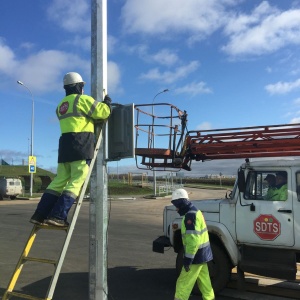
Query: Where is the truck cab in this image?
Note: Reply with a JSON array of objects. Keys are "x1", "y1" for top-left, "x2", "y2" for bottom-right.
[{"x1": 153, "y1": 159, "x2": 300, "y2": 293}]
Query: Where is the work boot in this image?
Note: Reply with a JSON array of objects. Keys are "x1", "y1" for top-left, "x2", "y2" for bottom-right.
[
  {"x1": 29, "y1": 192, "x2": 59, "y2": 225},
  {"x1": 29, "y1": 212, "x2": 45, "y2": 225},
  {"x1": 45, "y1": 217, "x2": 69, "y2": 227},
  {"x1": 47, "y1": 193, "x2": 76, "y2": 223}
]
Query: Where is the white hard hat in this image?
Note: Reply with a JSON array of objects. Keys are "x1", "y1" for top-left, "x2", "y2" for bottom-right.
[
  {"x1": 63, "y1": 72, "x2": 85, "y2": 86},
  {"x1": 172, "y1": 188, "x2": 189, "y2": 200}
]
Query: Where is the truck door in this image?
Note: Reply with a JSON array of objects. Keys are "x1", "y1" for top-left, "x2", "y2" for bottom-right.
[{"x1": 236, "y1": 170, "x2": 294, "y2": 247}]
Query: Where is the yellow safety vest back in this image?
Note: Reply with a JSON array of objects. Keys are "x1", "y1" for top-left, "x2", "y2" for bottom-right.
[{"x1": 56, "y1": 94, "x2": 110, "y2": 162}]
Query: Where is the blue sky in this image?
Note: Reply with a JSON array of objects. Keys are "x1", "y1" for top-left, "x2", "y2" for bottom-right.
[{"x1": 1, "y1": 0, "x2": 300, "y2": 176}]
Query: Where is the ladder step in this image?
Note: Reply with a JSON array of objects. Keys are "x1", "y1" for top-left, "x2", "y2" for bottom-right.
[
  {"x1": 23, "y1": 256, "x2": 57, "y2": 265},
  {"x1": 36, "y1": 224, "x2": 69, "y2": 231},
  {"x1": 6, "y1": 291, "x2": 46, "y2": 300}
]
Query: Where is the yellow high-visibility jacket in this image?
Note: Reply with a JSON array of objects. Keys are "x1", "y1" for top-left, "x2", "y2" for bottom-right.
[
  {"x1": 181, "y1": 208, "x2": 213, "y2": 265},
  {"x1": 56, "y1": 94, "x2": 110, "y2": 163}
]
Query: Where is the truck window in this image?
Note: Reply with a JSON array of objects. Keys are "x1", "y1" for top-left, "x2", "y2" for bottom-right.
[
  {"x1": 296, "y1": 172, "x2": 300, "y2": 201},
  {"x1": 244, "y1": 171, "x2": 262, "y2": 200},
  {"x1": 244, "y1": 171, "x2": 287, "y2": 201}
]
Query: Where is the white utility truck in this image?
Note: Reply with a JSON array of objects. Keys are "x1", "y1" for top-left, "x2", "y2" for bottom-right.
[
  {"x1": 134, "y1": 104, "x2": 300, "y2": 293},
  {"x1": 153, "y1": 159, "x2": 300, "y2": 292},
  {"x1": 0, "y1": 177, "x2": 23, "y2": 200}
]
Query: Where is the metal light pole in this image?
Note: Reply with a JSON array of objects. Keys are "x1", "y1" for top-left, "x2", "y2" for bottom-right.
[
  {"x1": 17, "y1": 80, "x2": 34, "y2": 197},
  {"x1": 152, "y1": 89, "x2": 169, "y2": 196}
]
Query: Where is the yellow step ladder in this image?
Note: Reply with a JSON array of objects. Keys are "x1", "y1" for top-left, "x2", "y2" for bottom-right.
[{"x1": 2, "y1": 123, "x2": 105, "y2": 300}]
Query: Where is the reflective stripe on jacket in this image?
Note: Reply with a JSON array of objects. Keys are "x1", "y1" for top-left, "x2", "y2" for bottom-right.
[
  {"x1": 56, "y1": 94, "x2": 110, "y2": 133},
  {"x1": 56, "y1": 94, "x2": 111, "y2": 163},
  {"x1": 181, "y1": 208, "x2": 213, "y2": 265}
]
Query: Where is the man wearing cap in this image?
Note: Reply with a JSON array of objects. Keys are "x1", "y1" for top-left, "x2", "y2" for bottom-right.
[
  {"x1": 171, "y1": 188, "x2": 215, "y2": 300},
  {"x1": 264, "y1": 174, "x2": 276, "y2": 200},
  {"x1": 29, "y1": 72, "x2": 112, "y2": 226},
  {"x1": 273, "y1": 171, "x2": 288, "y2": 201}
]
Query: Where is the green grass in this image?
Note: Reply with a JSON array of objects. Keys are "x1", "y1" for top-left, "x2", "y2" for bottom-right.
[
  {"x1": 108, "y1": 181, "x2": 153, "y2": 196},
  {"x1": 0, "y1": 165, "x2": 55, "y2": 178},
  {"x1": 184, "y1": 183, "x2": 233, "y2": 190}
]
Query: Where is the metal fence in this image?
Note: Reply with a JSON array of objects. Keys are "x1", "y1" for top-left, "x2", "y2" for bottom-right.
[{"x1": 158, "y1": 184, "x2": 183, "y2": 196}]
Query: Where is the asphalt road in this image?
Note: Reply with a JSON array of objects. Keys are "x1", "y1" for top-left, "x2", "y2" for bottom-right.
[{"x1": 2, "y1": 187, "x2": 290, "y2": 300}]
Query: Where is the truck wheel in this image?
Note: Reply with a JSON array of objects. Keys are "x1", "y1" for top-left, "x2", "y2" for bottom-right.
[
  {"x1": 175, "y1": 242, "x2": 231, "y2": 294},
  {"x1": 208, "y1": 241, "x2": 232, "y2": 293},
  {"x1": 0, "y1": 194, "x2": 3, "y2": 200},
  {"x1": 10, "y1": 196, "x2": 16, "y2": 200}
]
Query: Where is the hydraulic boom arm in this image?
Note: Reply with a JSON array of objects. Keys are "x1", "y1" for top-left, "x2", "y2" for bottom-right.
[
  {"x1": 134, "y1": 103, "x2": 300, "y2": 171},
  {"x1": 180, "y1": 124, "x2": 300, "y2": 170}
]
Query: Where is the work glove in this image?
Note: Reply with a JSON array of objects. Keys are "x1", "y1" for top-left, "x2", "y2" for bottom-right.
[
  {"x1": 183, "y1": 264, "x2": 190, "y2": 272},
  {"x1": 183, "y1": 256, "x2": 192, "y2": 272},
  {"x1": 103, "y1": 94, "x2": 112, "y2": 112}
]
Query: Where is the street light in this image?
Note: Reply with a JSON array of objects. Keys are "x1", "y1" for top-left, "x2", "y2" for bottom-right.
[
  {"x1": 152, "y1": 89, "x2": 169, "y2": 196},
  {"x1": 17, "y1": 80, "x2": 34, "y2": 197}
]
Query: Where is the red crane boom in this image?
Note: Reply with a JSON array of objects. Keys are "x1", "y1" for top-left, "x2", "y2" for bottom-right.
[{"x1": 134, "y1": 103, "x2": 300, "y2": 171}]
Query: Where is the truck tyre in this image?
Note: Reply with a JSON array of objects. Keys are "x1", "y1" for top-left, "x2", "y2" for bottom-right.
[
  {"x1": 10, "y1": 196, "x2": 16, "y2": 200},
  {"x1": 175, "y1": 241, "x2": 231, "y2": 294},
  {"x1": 208, "y1": 241, "x2": 232, "y2": 293},
  {"x1": 0, "y1": 194, "x2": 3, "y2": 200}
]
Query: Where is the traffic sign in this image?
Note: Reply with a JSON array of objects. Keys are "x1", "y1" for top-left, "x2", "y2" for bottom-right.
[
  {"x1": 253, "y1": 214, "x2": 281, "y2": 241},
  {"x1": 28, "y1": 156, "x2": 36, "y2": 174}
]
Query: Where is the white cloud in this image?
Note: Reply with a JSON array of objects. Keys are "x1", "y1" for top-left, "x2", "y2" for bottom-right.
[
  {"x1": 124, "y1": 45, "x2": 179, "y2": 66},
  {"x1": 108, "y1": 61, "x2": 123, "y2": 94},
  {"x1": 174, "y1": 81, "x2": 212, "y2": 96},
  {"x1": 0, "y1": 39, "x2": 88, "y2": 93},
  {"x1": 265, "y1": 78, "x2": 300, "y2": 94},
  {"x1": 265, "y1": 66, "x2": 272, "y2": 73},
  {"x1": 223, "y1": 1, "x2": 277, "y2": 36},
  {"x1": 20, "y1": 42, "x2": 35, "y2": 51},
  {"x1": 121, "y1": 0, "x2": 231, "y2": 37},
  {"x1": 196, "y1": 122, "x2": 213, "y2": 130},
  {"x1": 47, "y1": 0, "x2": 90, "y2": 33},
  {"x1": 150, "y1": 49, "x2": 179, "y2": 66},
  {"x1": 140, "y1": 61, "x2": 199, "y2": 84},
  {"x1": 18, "y1": 50, "x2": 88, "y2": 93},
  {"x1": 63, "y1": 35, "x2": 91, "y2": 51},
  {"x1": 0, "y1": 38, "x2": 122, "y2": 95},
  {"x1": 108, "y1": 35, "x2": 118, "y2": 54},
  {"x1": 290, "y1": 117, "x2": 300, "y2": 124},
  {"x1": 222, "y1": 2, "x2": 300, "y2": 56},
  {"x1": 120, "y1": 0, "x2": 300, "y2": 59},
  {"x1": 0, "y1": 39, "x2": 16, "y2": 73}
]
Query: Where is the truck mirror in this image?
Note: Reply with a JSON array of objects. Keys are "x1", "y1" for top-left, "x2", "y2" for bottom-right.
[{"x1": 237, "y1": 168, "x2": 246, "y2": 193}]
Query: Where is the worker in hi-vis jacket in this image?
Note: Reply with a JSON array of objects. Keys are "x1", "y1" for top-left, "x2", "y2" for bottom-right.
[
  {"x1": 30, "y1": 72, "x2": 111, "y2": 227},
  {"x1": 171, "y1": 188, "x2": 215, "y2": 300}
]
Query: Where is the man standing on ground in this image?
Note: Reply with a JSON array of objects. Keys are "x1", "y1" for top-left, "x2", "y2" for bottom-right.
[
  {"x1": 171, "y1": 188, "x2": 215, "y2": 300},
  {"x1": 30, "y1": 72, "x2": 112, "y2": 226}
]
